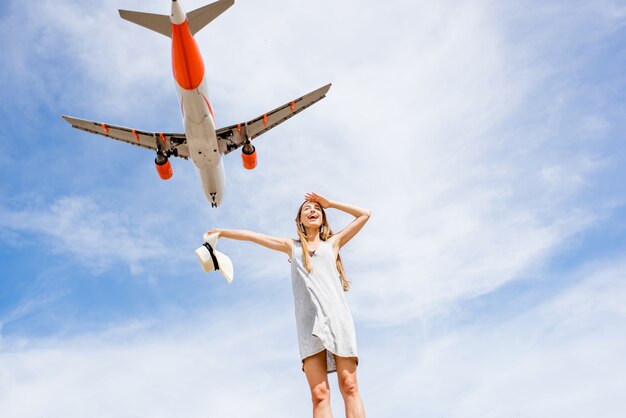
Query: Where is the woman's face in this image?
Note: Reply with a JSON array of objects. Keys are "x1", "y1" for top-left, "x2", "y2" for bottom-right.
[{"x1": 300, "y1": 202, "x2": 324, "y2": 229}]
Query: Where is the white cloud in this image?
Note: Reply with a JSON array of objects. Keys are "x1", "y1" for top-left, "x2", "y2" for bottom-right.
[
  {"x1": 263, "y1": 0, "x2": 613, "y2": 324},
  {"x1": 1, "y1": 258, "x2": 624, "y2": 418},
  {"x1": 0, "y1": 196, "x2": 172, "y2": 273},
  {"x1": 0, "y1": 303, "x2": 309, "y2": 418},
  {"x1": 3, "y1": 0, "x2": 623, "y2": 326},
  {"x1": 28, "y1": 0, "x2": 174, "y2": 120},
  {"x1": 359, "y1": 259, "x2": 626, "y2": 418},
  {"x1": 0, "y1": 1, "x2": 622, "y2": 417}
]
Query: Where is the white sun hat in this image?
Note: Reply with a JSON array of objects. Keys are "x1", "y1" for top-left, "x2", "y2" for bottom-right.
[{"x1": 195, "y1": 232, "x2": 234, "y2": 284}]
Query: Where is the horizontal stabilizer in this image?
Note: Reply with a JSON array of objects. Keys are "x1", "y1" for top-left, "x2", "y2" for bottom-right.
[
  {"x1": 188, "y1": 0, "x2": 235, "y2": 35},
  {"x1": 118, "y1": 10, "x2": 171, "y2": 37}
]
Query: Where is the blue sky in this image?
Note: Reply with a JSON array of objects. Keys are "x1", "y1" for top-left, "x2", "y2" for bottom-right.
[{"x1": 1, "y1": 0, "x2": 626, "y2": 417}]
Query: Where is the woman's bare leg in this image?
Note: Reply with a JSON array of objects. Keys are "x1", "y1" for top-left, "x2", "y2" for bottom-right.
[
  {"x1": 335, "y1": 356, "x2": 365, "y2": 418},
  {"x1": 303, "y1": 351, "x2": 333, "y2": 418}
]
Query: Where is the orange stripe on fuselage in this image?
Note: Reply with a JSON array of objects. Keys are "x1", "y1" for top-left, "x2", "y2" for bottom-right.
[
  {"x1": 171, "y1": 20, "x2": 204, "y2": 90},
  {"x1": 202, "y1": 94, "x2": 216, "y2": 126}
]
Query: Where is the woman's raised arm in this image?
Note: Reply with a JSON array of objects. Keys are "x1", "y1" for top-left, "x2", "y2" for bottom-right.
[{"x1": 207, "y1": 229, "x2": 293, "y2": 256}]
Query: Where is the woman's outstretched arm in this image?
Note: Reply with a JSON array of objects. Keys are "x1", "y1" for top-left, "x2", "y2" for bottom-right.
[
  {"x1": 207, "y1": 229, "x2": 293, "y2": 256},
  {"x1": 305, "y1": 192, "x2": 371, "y2": 250}
]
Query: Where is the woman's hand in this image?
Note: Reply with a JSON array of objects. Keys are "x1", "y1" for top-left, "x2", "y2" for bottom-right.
[
  {"x1": 206, "y1": 228, "x2": 222, "y2": 238},
  {"x1": 305, "y1": 192, "x2": 332, "y2": 209}
]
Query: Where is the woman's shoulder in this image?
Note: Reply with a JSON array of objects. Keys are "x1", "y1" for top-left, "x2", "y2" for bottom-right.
[{"x1": 325, "y1": 235, "x2": 341, "y2": 253}]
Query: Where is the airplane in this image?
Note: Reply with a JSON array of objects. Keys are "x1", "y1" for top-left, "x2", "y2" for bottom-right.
[{"x1": 62, "y1": 0, "x2": 331, "y2": 207}]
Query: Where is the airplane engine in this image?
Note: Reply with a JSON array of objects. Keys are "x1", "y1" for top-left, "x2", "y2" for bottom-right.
[
  {"x1": 241, "y1": 143, "x2": 257, "y2": 170},
  {"x1": 155, "y1": 153, "x2": 173, "y2": 180}
]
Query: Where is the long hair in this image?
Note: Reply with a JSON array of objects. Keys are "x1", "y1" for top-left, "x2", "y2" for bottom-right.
[{"x1": 295, "y1": 202, "x2": 350, "y2": 291}]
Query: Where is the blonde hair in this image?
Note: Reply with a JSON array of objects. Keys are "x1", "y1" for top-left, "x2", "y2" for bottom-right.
[{"x1": 295, "y1": 202, "x2": 350, "y2": 291}]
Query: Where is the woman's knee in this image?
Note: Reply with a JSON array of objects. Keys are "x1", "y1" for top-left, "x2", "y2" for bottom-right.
[
  {"x1": 338, "y1": 372, "x2": 359, "y2": 398},
  {"x1": 310, "y1": 382, "x2": 331, "y2": 406}
]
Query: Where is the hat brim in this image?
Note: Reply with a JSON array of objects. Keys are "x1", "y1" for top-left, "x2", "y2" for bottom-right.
[
  {"x1": 195, "y1": 245, "x2": 234, "y2": 284},
  {"x1": 214, "y1": 250, "x2": 233, "y2": 284}
]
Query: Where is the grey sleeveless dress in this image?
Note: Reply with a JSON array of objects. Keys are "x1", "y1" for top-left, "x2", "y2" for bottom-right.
[{"x1": 291, "y1": 240, "x2": 358, "y2": 373}]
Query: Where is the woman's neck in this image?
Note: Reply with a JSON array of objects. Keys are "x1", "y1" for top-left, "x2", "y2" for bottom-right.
[{"x1": 304, "y1": 227, "x2": 320, "y2": 242}]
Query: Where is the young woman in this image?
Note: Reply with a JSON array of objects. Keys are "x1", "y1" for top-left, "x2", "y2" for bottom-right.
[{"x1": 207, "y1": 192, "x2": 370, "y2": 418}]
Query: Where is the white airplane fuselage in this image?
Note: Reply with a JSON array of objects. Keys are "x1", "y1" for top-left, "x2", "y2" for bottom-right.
[
  {"x1": 63, "y1": 0, "x2": 331, "y2": 208},
  {"x1": 171, "y1": 1, "x2": 225, "y2": 207}
]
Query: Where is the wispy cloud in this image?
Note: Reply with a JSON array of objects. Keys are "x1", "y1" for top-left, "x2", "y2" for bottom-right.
[
  {"x1": 1, "y1": 257, "x2": 624, "y2": 418},
  {"x1": 279, "y1": 0, "x2": 624, "y2": 324},
  {"x1": 0, "y1": 302, "x2": 308, "y2": 418},
  {"x1": 0, "y1": 196, "x2": 171, "y2": 273},
  {"x1": 360, "y1": 259, "x2": 626, "y2": 418},
  {"x1": 3, "y1": 0, "x2": 624, "y2": 323},
  {"x1": 1, "y1": 0, "x2": 625, "y2": 415}
]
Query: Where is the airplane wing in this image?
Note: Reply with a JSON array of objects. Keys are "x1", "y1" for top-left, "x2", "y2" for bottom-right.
[
  {"x1": 215, "y1": 83, "x2": 331, "y2": 155},
  {"x1": 61, "y1": 115, "x2": 190, "y2": 159}
]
